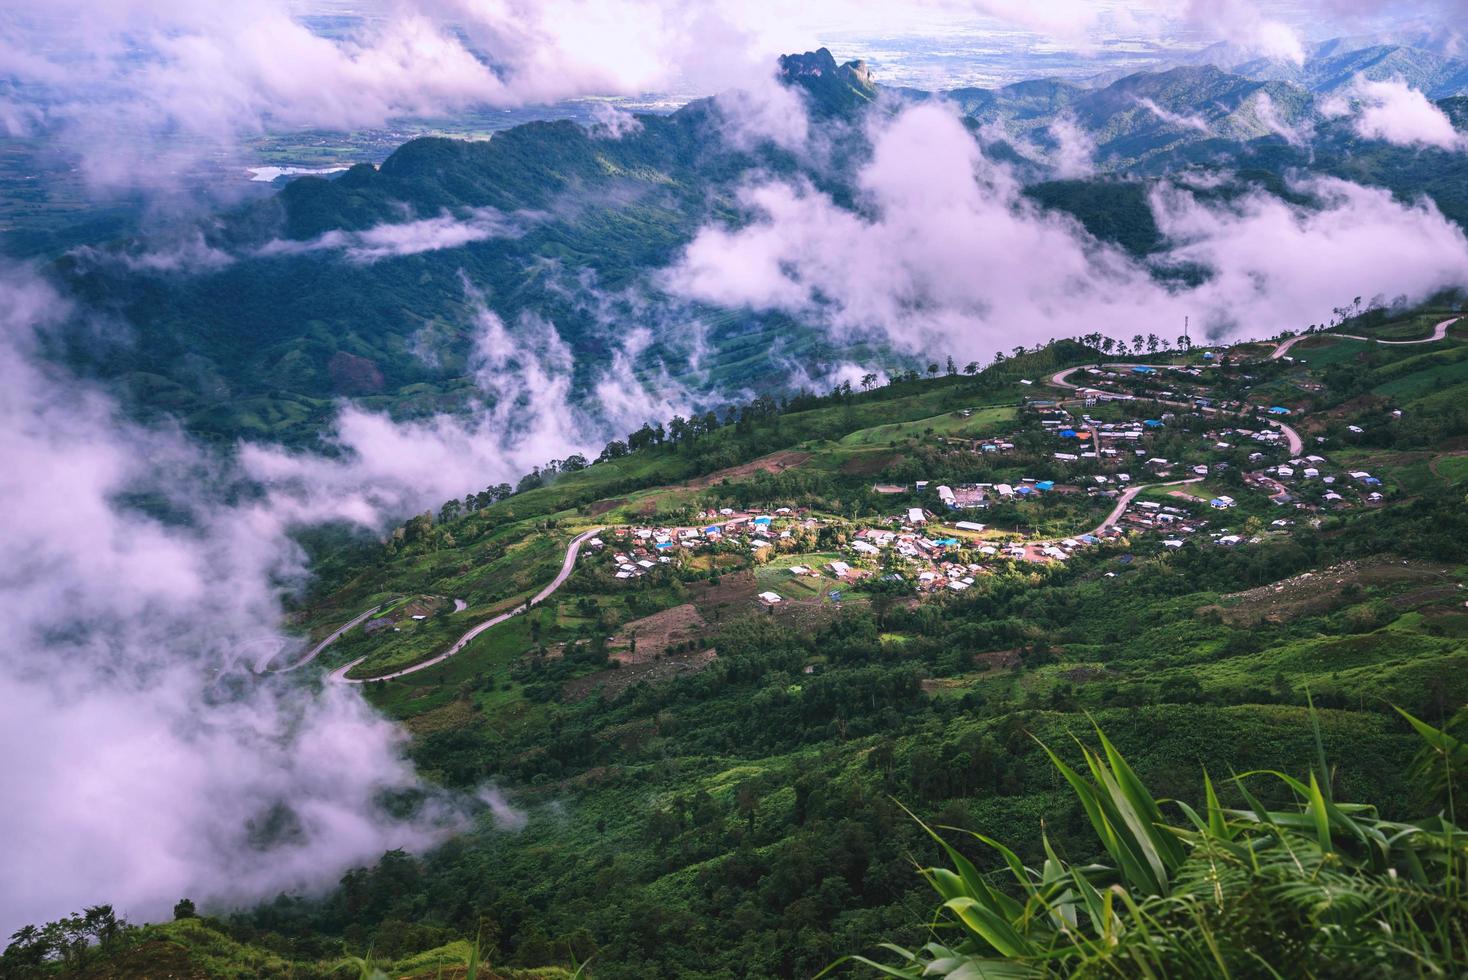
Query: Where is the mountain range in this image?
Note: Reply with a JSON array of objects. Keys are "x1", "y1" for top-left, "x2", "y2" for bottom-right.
[{"x1": 36, "y1": 38, "x2": 1468, "y2": 448}]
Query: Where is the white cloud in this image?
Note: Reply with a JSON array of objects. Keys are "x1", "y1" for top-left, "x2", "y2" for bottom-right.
[
  {"x1": 1336, "y1": 76, "x2": 1465, "y2": 151},
  {"x1": 0, "y1": 267, "x2": 469, "y2": 935},
  {"x1": 1251, "y1": 91, "x2": 1313, "y2": 147},
  {"x1": 587, "y1": 101, "x2": 645, "y2": 139},
  {"x1": 663, "y1": 100, "x2": 1468, "y2": 358},
  {"x1": 257, "y1": 207, "x2": 532, "y2": 263},
  {"x1": 242, "y1": 278, "x2": 693, "y2": 526},
  {"x1": 1047, "y1": 114, "x2": 1097, "y2": 178},
  {"x1": 1136, "y1": 97, "x2": 1212, "y2": 134},
  {"x1": 1181, "y1": 0, "x2": 1306, "y2": 63}
]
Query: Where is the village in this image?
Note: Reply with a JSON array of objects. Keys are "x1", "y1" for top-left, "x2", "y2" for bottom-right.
[{"x1": 587, "y1": 348, "x2": 1391, "y2": 611}]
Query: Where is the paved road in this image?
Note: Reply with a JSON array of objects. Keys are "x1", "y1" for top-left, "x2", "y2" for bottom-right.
[
  {"x1": 1276, "y1": 420, "x2": 1304, "y2": 455},
  {"x1": 273, "y1": 604, "x2": 382, "y2": 673},
  {"x1": 1049, "y1": 362, "x2": 1191, "y2": 392},
  {"x1": 1050, "y1": 361, "x2": 1303, "y2": 454},
  {"x1": 1036, "y1": 477, "x2": 1204, "y2": 546},
  {"x1": 1270, "y1": 317, "x2": 1459, "y2": 360},
  {"x1": 331, "y1": 527, "x2": 603, "y2": 685}
]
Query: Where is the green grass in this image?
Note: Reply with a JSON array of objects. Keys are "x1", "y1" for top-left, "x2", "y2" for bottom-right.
[{"x1": 836, "y1": 406, "x2": 1017, "y2": 447}]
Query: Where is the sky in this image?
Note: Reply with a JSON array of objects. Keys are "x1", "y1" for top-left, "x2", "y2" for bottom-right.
[{"x1": 2, "y1": 0, "x2": 1468, "y2": 941}]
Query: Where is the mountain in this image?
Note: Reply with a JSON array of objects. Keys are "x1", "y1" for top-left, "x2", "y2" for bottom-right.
[
  {"x1": 35, "y1": 48, "x2": 1468, "y2": 451},
  {"x1": 777, "y1": 47, "x2": 878, "y2": 115},
  {"x1": 23, "y1": 309, "x2": 1468, "y2": 978}
]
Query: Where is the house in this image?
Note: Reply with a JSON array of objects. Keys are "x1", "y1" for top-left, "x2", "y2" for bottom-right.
[
  {"x1": 758, "y1": 591, "x2": 782, "y2": 605},
  {"x1": 1268, "y1": 406, "x2": 1291, "y2": 415},
  {"x1": 851, "y1": 540, "x2": 881, "y2": 556},
  {"x1": 828, "y1": 561, "x2": 853, "y2": 578},
  {"x1": 787, "y1": 565, "x2": 810, "y2": 576},
  {"x1": 936, "y1": 485, "x2": 956, "y2": 508},
  {"x1": 1163, "y1": 539, "x2": 1184, "y2": 548},
  {"x1": 907, "y1": 507, "x2": 927, "y2": 524}
]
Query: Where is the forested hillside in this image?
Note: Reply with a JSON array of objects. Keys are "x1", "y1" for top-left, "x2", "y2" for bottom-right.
[{"x1": 13, "y1": 310, "x2": 1468, "y2": 978}]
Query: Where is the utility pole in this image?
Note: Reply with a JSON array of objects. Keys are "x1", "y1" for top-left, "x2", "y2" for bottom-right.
[{"x1": 1184, "y1": 315, "x2": 1190, "y2": 348}]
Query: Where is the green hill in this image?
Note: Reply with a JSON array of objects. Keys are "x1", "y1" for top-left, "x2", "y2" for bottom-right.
[{"x1": 19, "y1": 316, "x2": 1468, "y2": 978}]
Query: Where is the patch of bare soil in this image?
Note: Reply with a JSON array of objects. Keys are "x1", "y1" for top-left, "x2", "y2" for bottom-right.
[
  {"x1": 564, "y1": 649, "x2": 718, "y2": 701},
  {"x1": 1200, "y1": 559, "x2": 1458, "y2": 626},
  {"x1": 975, "y1": 649, "x2": 1022, "y2": 671},
  {"x1": 403, "y1": 697, "x2": 479, "y2": 735},
  {"x1": 609, "y1": 603, "x2": 709, "y2": 663},
  {"x1": 590, "y1": 497, "x2": 627, "y2": 515},
  {"x1": 772, "y1": 596, "x2": 850, "y2": 630},
  {"x1": 682, "y1": 449, "x2": 812, "y2": 490},
  {"x1": 840, "y1": 452, "x2": 902, "y2": 476},
  {"x1": 689, "y1": 570, "x2": 760, "y2": 621}
]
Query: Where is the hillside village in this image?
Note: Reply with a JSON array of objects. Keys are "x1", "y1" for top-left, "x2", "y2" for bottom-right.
[{"x1": 585, "y1": 344, "x2": 1391, "y2": 613}]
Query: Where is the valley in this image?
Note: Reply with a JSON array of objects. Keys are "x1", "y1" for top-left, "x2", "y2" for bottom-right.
[
  {"x1": 6, "y1": 11, "x2": 1468, "y2": 980},
  {"x1": 69, "y1": 305, "x2": 1458, "y2": 978}
]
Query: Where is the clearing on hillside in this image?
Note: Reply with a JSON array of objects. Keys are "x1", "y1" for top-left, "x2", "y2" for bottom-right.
[
  {"x1": 1200, "y1": 559, "x2": 1460, "y2": 626},
  {"x1": 609, "y1": 603, "x2": 709, "y2": 663},
  {"x1": 681, "y1": 449, "x2": 811, "y2": 489}
]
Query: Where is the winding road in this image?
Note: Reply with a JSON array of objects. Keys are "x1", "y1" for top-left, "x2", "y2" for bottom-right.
[
  {"x1": 1050, "y1": 362, "x2": 1304, "y2": 453},
  {"x1": 323, "y1": 527, "x2": 603, "y2": 685},
  {"x1": 1034, "y1": 476, "x2": 1204, "y2": 547},
  {"x1": 1270, "y1": 317, "x2": 1459, "y2": 360},
  {"x1": 274, "y1": 604, "x2": 382, "y2": 672}
]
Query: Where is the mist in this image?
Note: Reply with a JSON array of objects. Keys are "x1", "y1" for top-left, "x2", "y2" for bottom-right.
[
  {"x1": 0, "y1": 266, "x2": 504, "y2": 935},
  {"x1": 663, "y1": 100, "x2": 1468, "y2": 357}
]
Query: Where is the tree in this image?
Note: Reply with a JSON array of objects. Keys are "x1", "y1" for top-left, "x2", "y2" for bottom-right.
[
  {"x1": 945, "y1": 355, "x2": 957, "y2": 375},
  {"x1": 926, "y1": 362, "x2": 940, "y2": 377},
  {"x1": 963, "y1": 361, "x2": 979, "y2": 375},
  {"x1": 173, "y1": 898, "x2": 197, "y2": 920},
  {"x1": 861, "y1": 372, "x2": 878, "y2": 390}
]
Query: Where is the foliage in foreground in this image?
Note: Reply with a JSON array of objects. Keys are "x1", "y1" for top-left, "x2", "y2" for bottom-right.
[{"x1": 851, "y1": 708, "x2": 1468, "y2": 978}]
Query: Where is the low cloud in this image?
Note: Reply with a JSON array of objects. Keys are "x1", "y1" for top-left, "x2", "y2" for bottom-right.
[
  {"x1": 1251, "y1": 91, "x2": 1313, "y2": 148},
  {"x1": 242, "y1": 277, "x2": 693, "y2": 526},
  {"x1": 1328, "y1": 77, "x2": 1466, "y2": 151},
  {"x1": 587, "y1": 102, "x2": 645, "y2": 140},
  {"x1": 1047, "y1": 115, "x2": 1097, "y2": 178},
  {"x1": 1181, "y1": 0, "x2": 1306, "y2": 64},
  {"x1": 1136, "y1": 98, "x2": 1212, "y2": 134},
  {"x1": 663, "y1": 100, "x2": 1468, "y2": 358},
  {"x1": 258, "y1": 207, "x2": 533, "y2": 264},
  {"x1": 0, "y1": 267, "x2": 467, "y2": 935}
]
